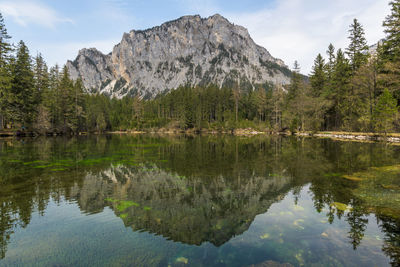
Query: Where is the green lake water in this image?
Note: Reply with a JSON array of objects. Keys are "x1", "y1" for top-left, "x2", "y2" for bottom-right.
[{"x1": 0, "y1": 135, "x2": 399, "y2": 266}]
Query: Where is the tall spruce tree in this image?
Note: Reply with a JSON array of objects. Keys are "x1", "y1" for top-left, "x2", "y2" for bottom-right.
[
  {"x1": 287, "y1": 61, "x2": 302, "y2": 100},
  {"x1": 382, "y1": 0, "x2": 400, "y2": 61},
  {"x1": 285, "y1": 61, "x2": 305, "y2": 131},
  {"x1": 310, "y1": 54, "x2": 327, "y2": 97},
  {"x1": 58, "y1": 66, "x2": 75, "y2": 132},
  {"x1": 333, "y1": 49, "x2": 351, "y2": 129},
  {"x1": 379, "y1": 0, "x2": 400, "y2": 101},
  {"x1": 326, "y1": 44, "x2": 336, "y2": 80},
  {"x1": 33, "y1": 53, "x2": 49, "y2": 99},
  {"x1": 10, "y1": 41, "x2": 36, "y2": 128},
  {"x1": 373, "y1": 88, "x2": 397, "y2": 134},
  {"x1": 33, "y1": 54, "x2": 52, "y2": 132},
  {"x1": 0, "y1": 13, "x2": 12, "y2": 129},
  {"x1": 346, "y1": 19, "x2": 369, "y2": 72}
]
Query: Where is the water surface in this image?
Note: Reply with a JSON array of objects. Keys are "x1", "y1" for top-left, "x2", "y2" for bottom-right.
[{"x1": 0, "y1": 135, "x2": 399, "y2": 266}]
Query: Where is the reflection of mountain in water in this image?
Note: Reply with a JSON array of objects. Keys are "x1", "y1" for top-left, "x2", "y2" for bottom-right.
[{"x1": 71, "y1": 165, "x2": 294, "y2": 246}]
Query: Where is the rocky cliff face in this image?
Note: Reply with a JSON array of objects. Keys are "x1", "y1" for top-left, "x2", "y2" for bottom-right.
[{"x1": 67, "y1": 14, "x2": 291, "y2": 98}]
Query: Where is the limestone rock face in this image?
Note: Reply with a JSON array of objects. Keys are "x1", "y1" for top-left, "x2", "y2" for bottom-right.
[{"x1": 67, "y1": 14, "x2": 291, "y2": 98}]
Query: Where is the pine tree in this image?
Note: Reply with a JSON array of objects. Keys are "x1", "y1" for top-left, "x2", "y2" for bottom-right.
[
  {"x1": 333, "y1": 49, "x2": 351, "y2": 129},
  {"x1": 10, "y1": 41, "x2": 36, "y2": 128},
  {"x1": 379, "y1": 0, "x2": 400, "y2": 101},
  {"x1": 373, "y1": 88, "x2": 397, "y2": 134},
  {"x1": 287, "y1": 61, "x2": 302, "y2": 100},
  {"x1": 72, "y1": 79, "x2": 86, "y2": 132},
  {"x1": 271, "y1": 83, "x2": 285, "y2": 131},
  {"x1": 57, "y1": 66, "x2": 75, "y2": 132},
  {"x1": 350, "y1": 58, "x2": 378, "y2": 131},
  {"x1": 47, "y1": 65, "x2": 60, "y2": 128},
  {"x1": 0, "y1": 13, "x2": 12, "y2": 129},
  {"x1": 382, "y1": 0, "x2": 400, "y2": 62},
  {"x1": 33, "y1": 54, "x2": 49, "y2": 99},
  {"x1": 346, "y1": 19, "x2": 369, "y2": 72},
  {"x1": 32, "y1": 54, "x2": 52, "y2": 132},
  {"x1": 285, "y1": 61, "x2": 306, "y2": 131},
  {"x1": 326, "y1": 43, "x2": 336, "y2": 79},
  {"x1": 310, "y1": 54, "x2": 327, "y2": 97}
]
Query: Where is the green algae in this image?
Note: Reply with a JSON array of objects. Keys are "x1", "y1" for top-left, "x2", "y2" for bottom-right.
[
  {"x1": 23, "y1": 160, "x2": 47, "y2": 165},
  {"x1": 342, "y1": 175, "x2": 363, "y2": 181},
  {"x1": 116, "y1": 201, "x2": 139, "y2": 212},
  {"x1": 8, "y1": 159, "x2": 22, "y2": 163},
  {"x1": 143, "y1": 206, "x2": 151, "y2": 211},
  {"x1": 51, "y1": 168, "x2": 66, "y2": 172},
  {"x1": 33, "y1": 165, "x2": 53, "y2": 169},
  {"x1": 346, "y1": 164, "x2": 400, "y2": 218}
]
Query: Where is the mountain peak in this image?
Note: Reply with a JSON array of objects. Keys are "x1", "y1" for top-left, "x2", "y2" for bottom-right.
[{"x1": 67, "y1": 14, "x2": 291, "y2": 98}]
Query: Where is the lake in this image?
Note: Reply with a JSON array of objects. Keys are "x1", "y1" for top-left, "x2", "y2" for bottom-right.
[{"x1": 0, "y1": 135, "x2": 399, "y2": 267}]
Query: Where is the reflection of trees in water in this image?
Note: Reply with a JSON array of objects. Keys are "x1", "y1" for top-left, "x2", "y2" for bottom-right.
[
  {"x1": 377, "y1": 215, "x2": 400, "y2": 267},
  {"x1": 346, "y1": 200, "x2": 369, "y2": 250},
  {"x1": 0, "y1": 136, "x2": 399, "y2": 263}
]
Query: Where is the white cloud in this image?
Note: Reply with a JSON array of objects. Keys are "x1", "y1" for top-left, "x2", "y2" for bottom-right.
[
  {"x1": 226, "y1": 0, "x2": 390, "y2": 74},
  {"x1": 0, "y1": 1, "x2": 73, "y2": 28}
]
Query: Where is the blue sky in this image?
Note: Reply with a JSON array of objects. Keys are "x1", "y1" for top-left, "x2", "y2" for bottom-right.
[{"x1": 0, "y1": 0, "x2": 390, "y2": 73}]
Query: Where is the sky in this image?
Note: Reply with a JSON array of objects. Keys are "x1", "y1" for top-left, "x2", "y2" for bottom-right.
[{"x1": 0, "y1": 0, "x2": 391, "y2": 74}]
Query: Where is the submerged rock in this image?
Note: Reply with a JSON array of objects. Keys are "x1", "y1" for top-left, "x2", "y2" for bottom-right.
[
  {"x1": 260, "y1": 233, "x2": 270, "y2": 239},
  {"x1": 175, "y1": 257, "x2": 188, "y2": 264},
  {"x1": 330, "y1": 202, "x2": 352, "y2": 212}
]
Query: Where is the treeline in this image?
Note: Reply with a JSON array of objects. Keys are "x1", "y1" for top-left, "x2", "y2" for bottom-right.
[{"x1": 0, "y1": 0, "x2": 400, "y2": 134}]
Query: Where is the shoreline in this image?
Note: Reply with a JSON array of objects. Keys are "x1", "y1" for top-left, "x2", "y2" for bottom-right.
[
  {"x1": 107, "y1": 129, "x2": 400, "y2": 144},
  {"x1": 2, "y1": 129, "x2": 400, "y2": 143}
]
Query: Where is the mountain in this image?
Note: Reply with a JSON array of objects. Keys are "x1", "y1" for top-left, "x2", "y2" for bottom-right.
[
  {"x1": 67, "y1": 14, "x2": 292, "y2": 99},
  {"x1": 368, "y1": 39, "x2": 384, "y2": 56}
]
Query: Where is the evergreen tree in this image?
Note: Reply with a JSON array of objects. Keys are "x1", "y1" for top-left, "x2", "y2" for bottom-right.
[
  {"x1": 72, "y1": 79, "x2": 86, "y2": 132},
  {"x1": 33, "y1": 54, "x2": 51, "y2": 132},
  {"x1": 58, "y1": 66, "x2": 75, "y2": 132},
  {"x1": 33, "y1": 53, "x2": 49, "y2": 99},
  {"x1": 379, "y1": 0, "x2": 400, "y2": 101},
  {"x1": 323, "y1": 44, "x2": 337, "y2": 129},
  {"x1": 10, "y1": 41, "x2": 36, "y2": 128},
  {"x1": 285, "y1": 61, "x2": 306, "y2": 131},
  {"x1": 373, "y1": 88, "x2": 397, "y2": 134},
  {"x1": 0, "y1": 13, "x2": 12, "y2": 129},
  {"x1": 326, "y1": 43, "x2": 336, "y2": 79},
  {"x1": 47, "y1": 65, "x2": 60, "y2": 128},
  {"x1": 333, "y1": 49, "x2": 351, "y2": 129},
  {"x1": 310, "y1": 54, "x2": 327, "y2": 97},
  {"x1": 271, "y1": 84, "x2": 285, "y2": 130},
  {"x1": 381, "y1": 0, "x2": 400, "y2": 62},
  {"x1": 346, "y1": 19, "x2": 369, "y2": 72},
  {"x1": 287, "y1": 61, "x2": 302, "y2": 100},
  {"x1": 351, "y1": 56, "x2": 379, "y2": 131}
]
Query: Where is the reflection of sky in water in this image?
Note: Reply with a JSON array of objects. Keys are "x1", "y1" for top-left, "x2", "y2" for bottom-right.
[{"x1": 2, "y1": 185, "x2": 390, "y2": 267}]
